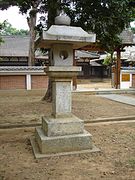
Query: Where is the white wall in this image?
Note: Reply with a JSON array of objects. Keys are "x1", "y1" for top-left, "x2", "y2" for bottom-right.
[{"x1": 120, "y1": 72, "x2": 132, "y2": 89}]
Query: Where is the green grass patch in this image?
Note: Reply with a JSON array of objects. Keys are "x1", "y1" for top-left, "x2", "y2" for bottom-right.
[{"x1": 128, "y1": 159, "x2": 135, "y2": 168}]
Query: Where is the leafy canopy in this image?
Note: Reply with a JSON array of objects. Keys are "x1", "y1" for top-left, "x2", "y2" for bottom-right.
[
  {"x1": 0, "y1": 20, "x2": 29, "y2": 36},
  {"x1": 0, "y1": 0, "x2": 135, "y2": 51},
  {"x1": 0, "y1": 21, "x2": 5, "y2": 44},
  {"x1": 64, "y1": 0, "x2": 135, "y2": 51}
]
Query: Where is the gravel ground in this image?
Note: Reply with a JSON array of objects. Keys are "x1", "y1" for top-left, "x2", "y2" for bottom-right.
[
  {"x1": 0, "y1": 123, "x2": 135, "y2": 180},
  {"x1": 0, "y1": 90, "x2": 135, "y2": 180}
]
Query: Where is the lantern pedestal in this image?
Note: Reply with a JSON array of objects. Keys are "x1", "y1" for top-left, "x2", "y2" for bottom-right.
[
  {"x1": 30, "y1": 15, "x2": 100, "y2": 158},
  {"x1": 31, "y1": 66, "x2": 99, "y2": 158}
]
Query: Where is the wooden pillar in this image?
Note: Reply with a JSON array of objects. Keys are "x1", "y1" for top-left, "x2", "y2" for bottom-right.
[
  {"x1": 116, "y1": 48, "x2": 121, "y2": 89},
  {"x1": 73, "y1": 50, "x2": 77, "y2": 90}
]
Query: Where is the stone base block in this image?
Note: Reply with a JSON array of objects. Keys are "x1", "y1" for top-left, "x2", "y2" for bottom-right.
[
  {"x1": 42, "y1": 115, "x2": 84, "y2": 137},
  {"x1": 35, "y1": 127, "x2": 93, "y2": 154},
  {"x1": 30, "y1": 137, "x2": 100, "y2": 159}
]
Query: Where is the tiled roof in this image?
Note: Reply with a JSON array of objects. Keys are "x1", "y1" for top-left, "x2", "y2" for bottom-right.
[
  {"x1": 0, "y1": 66, "x2": 45, "y2": 74},
  {"x1": 0, "y1": 35, "x2": 30, "y2": 57},
  {"x1": 0, "y1": 66, "x2": 44, "y2": 71},
  {"x1": 75, "y1": 50, "x2": 99, "y2": 59},
  {"x1": 0, "y1": 36, "x2": 100, "y2": 60}
]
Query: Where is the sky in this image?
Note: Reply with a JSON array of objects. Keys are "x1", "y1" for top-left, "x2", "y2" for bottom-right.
[
  {"x1": 0, "y1": 6, "x2": 135, "y2": 30},
  {"x1": 0, "y1": 6, "x2": 29, "y2": 30},
  {"x1": 131, "y1": 21, "x2": 135, "y2": 27}
]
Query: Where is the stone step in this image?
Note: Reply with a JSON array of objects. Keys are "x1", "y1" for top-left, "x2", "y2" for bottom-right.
[
  {"x1": 35, "y1": 127, "x2": 93, "y2": 154},
  {"x1": 42, "y1": 115, "x2": 84, "y2": 137}
]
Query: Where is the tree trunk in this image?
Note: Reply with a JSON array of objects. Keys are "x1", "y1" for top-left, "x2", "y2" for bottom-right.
[
  {"x1": 27, "y1": 8, "x2": 37, "y2": 66},
  {"x1": 73, "y1": 50, "x2": 77, "y2": 90},
  {"x1": 42, "y1": 0, "x2": 60, "y2": 101},
  {"x1": 42, "y1": 78, "x2": 52, "y2": 102}
]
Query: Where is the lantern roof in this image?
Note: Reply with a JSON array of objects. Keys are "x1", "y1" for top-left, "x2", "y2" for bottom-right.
[{"x1": 35, "y1": 15, "x2": 96, "y2": 49}]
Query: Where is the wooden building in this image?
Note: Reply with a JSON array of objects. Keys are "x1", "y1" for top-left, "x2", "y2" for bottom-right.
[
  {"x1": 0, "y1": 36, "x2": 48, "y2": 90},
  {"x1": 2, "y1": 33, "x2": 134, "y2": 90},
  {"x1": 0, "y1": 35, "x2": 48, "y2": 66},
  {"x1": 75, "y1": 50, "x2": 109, "y2": 78},
  {"x1": 0, "y1": 35, "x2": 108, "y2": 79}
]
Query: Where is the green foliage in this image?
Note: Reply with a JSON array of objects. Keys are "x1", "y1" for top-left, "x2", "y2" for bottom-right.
[
  {"x1": 0, "y1": 37, "x2": 3, "y2": 44},
  {"x1": 103, "y1": 55, "x2": 112, "y2": 66},
  {"x1": 0, "y1": 0, "x2": 47, "y2": 32},
  {"x1": 0, "y1": 0, "x2": 43, "y2": 66},
  {"x1": 0, "y1": 0, "x2": 17, "y2": 10},
  {"x1": 131, "y1": 27, "x2": 135, "y2": 33},
  {"x1": 65, "y1": 0, "x2": 135, "y2": 52},
  {"x1": 0, "y1": 0, "x2": 135, "y2": 52},
  {"x1": 129, "y1": 0, "x2": 135, "y2": 21},
  {"x1": 103, "y1": 54, "x2": 116, "y2": 66},
  {"x1": 0, "y1": 20, "x2": 29, "y2": 36},
  {"x1": 0, "y1": 21, "x2": 5, "y2": 44}
]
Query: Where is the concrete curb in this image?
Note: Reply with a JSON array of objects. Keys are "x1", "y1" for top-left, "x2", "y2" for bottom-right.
[
  {"x1": 73, "y1": 89, "x2": 135, "y2": 95},
  {"x1": 0, "y1": 123, "x2": 41, "y2": 129},
  {"x1": 85, "y1": 115, "x2": 135, "y2": 124},
  {"x1": 0, "y1": 115, "x2": 135, "y2": 129}
]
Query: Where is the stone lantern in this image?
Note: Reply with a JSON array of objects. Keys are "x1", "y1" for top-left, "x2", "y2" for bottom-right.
[{"x1": 31, "y1": 15, "x2": 99, "y2": 158}]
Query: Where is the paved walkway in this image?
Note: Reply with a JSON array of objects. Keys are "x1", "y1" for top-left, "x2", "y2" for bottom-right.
[
  {"x1": 74, "y1": 85, "x2": 135, "y2": 95},
  {"x1": 75, "y1": 83, "x2": 135, "y2": 105},
  {"x1": 98, "y1": 94, "x2": 135, "y2": 106}
]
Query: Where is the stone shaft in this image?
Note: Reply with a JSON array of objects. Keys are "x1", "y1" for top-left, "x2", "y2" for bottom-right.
[{"x1": 52, "y1": 79, "x2": 71, "y2": 118}]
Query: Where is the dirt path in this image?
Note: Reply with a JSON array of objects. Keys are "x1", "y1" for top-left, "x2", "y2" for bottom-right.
[
  {"x1": 0, "y1": 123, "x2": 135, "y2": 180},
  {"x1": 1, "y1": 90, "x2": 135, "y2": 126}
]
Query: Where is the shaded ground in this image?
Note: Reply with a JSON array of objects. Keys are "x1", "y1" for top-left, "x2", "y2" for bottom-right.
[
  {"x1": 0, "y1": 90, "x2": 135, "y2": 126},
  {"x1": 77, "y1": 78, "x2": 112, "y2": 88},
  {"x1": 0, "y1": 90, "x2": 135, "y2": 179}
]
